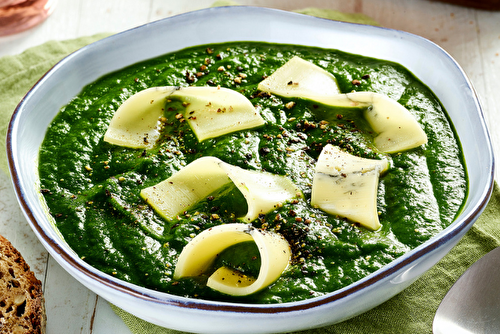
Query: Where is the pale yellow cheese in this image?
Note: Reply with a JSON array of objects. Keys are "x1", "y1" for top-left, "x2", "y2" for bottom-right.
[
  {"x1": 169, "y1": 86, "x2": 265, "y2": 141},
  {"x1": 173, "y1": 223, "x2": 291, "y2": 296},
  {"x1": 257, "y1": 56, "x2": 341, "y2": 100},
  {"x1": 311, "y1": 144, "x2": 388, "y2": 230},
  {"x1": 291, "y1": 90, "x2": 427, "y2": 153},
  {"x1": 218, "y1": 162, "x2": 302, "y2": 222},
  {"x1": 104, "y1": 86, "x2": 265, "y2": 148},
  {"x1": 361, "y1": 91, "x2": 428, "y2": 152},
  {"x1": 140, "y1": 157, "x2": 231, "y2": 221},
  {"x1": 140, "y1": 157, "x2": 302, "y2": 222},
  {"x1": 103, "y1": 86, "x2": 177, "y2": 149},
  {"x1": 256, "y1": 56, "x2": 427, "y2": 153}
]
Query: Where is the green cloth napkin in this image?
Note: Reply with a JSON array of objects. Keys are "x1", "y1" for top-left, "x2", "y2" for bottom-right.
[
  {"x1": 0, "y1": 32, "x2": 112, "y2": 175},
  {"x1": 1, "y1": 7, "x2": 498, "y2": 334}
]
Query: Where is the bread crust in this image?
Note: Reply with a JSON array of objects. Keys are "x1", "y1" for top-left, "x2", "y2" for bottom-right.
[{"x1": 0, "y1": 235, "x2": 46, "y2": 334}]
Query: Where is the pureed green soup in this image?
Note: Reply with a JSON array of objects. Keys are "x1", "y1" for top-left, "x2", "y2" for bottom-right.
[{"x1": 38, "y1": 42, "x2": 467, "y2": 304}]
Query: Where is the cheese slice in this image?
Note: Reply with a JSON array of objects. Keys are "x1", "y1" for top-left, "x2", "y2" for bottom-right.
[
  {"x1": 319, "y1": 92, "x2": 428, "y2": 153},
  {"x1": 103, "y1": 86, "x2": 177, "y2": 149},
  {"x1": 218, "y1": 163, "x2": 302, "y2": 222},
  {"x1": 173, "y1": 223, "x2": 291, "y2": 296},
  {"x1": 311, "y1": 144, "x2": 388, "y2": 230},
  {"x1": 140, "y1": 157, "x2": 302, "y2": 222},
  {"x1": 140, "y1": 157, "x2": 231, "y2": 221},
  {"x1": 104, "y1": 86, "x2": 265, "y2": 148},
  {"x1": 169, "y1": 86, "x2": 265, "y2": 141},
  {"x1": 257, "y1": 56, "x2": 341, "y2": 100},
  {"x1": 293, "y1": 92, "x2": 427, "y2": 153},
  {"x1": 256, "y1": 57, "x2": 427, "y2": 153}
]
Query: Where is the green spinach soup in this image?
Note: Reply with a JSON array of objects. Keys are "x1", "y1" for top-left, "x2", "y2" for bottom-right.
[{"x1": 38, "y1": 42, "x2": 467, "y2": 304}]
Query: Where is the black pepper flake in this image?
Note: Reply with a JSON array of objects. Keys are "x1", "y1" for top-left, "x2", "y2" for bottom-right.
[
  {"x1": 255, "y1": 91, "x2": 271, "y2": 98},
  {"x1": 362, "y1": 74, "x2": 370, "y2": 79},
  {"x1": 303, "y1": 121, "x2": 316, "y2": 131},
  {"x1": 185, "y1": 71, "x2": 196, "y2": 83},
  {"x1": 259, "y1": 147, "x2": 270, "y2": 155}
]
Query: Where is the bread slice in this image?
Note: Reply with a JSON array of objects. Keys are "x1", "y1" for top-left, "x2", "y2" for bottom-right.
[{"x1": 0, "y1": 234, "x2": 46, "y2": 334}]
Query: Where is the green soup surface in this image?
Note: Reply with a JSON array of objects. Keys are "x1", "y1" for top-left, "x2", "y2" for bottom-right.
[{"x1": 38, "y1": 42, "x2": 467, "y2": 304}]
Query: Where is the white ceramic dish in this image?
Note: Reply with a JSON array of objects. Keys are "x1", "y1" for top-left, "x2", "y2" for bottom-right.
[{"x1": 7, "y1": 6, "x2": 494, "y2": 334}]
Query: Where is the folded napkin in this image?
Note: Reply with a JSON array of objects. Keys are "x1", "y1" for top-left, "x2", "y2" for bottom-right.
[{"x1": 1, "y1": 6, "x2": 498, "y2": 334}]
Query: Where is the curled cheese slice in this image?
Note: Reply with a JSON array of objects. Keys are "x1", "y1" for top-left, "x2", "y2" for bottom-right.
[
  {"x1": 169, "y1": 86, "x2": 265, "y2": 141},
  {"x1": 104, "y1": 86, "x2": 177, "y2": 149},
  {"x1": 256, "y1": 57, "x2": 427, "y2": 153},
  {"x1": 140, "y1": 157, "x2": 231, "y2": 221},
  {"x1": 140, "y1": 157, "x2": 302, "y2": 222},
  {"x1": 320, "y1": 92, "x2": 428, "y2": 153},
  {"x1": 218, "y1": 163, "x2": 301, "y2": 222},
  {"x1": 311, "y1": 144, "x2": 388, "y2": 230},
  {"x1": 298, "y1": 91, "x2": 426, "y2": 153},
  {"x1": 104, "y1": 86, "x2": 265, "y2": 148},
  {"x1": 173, "y1": 224, "x2": 291, "y2": 296},
  {"x1": 296, "y1": 92, "x2": 427, "y2": 153},
  {"x1": 257, "y1": 56, "x2": 341, "y2": 100}
]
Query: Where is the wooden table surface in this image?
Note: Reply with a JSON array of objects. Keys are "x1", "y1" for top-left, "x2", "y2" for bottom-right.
[{"x1": 1, "y1": 0, "x2": 499, "y2": 333}]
